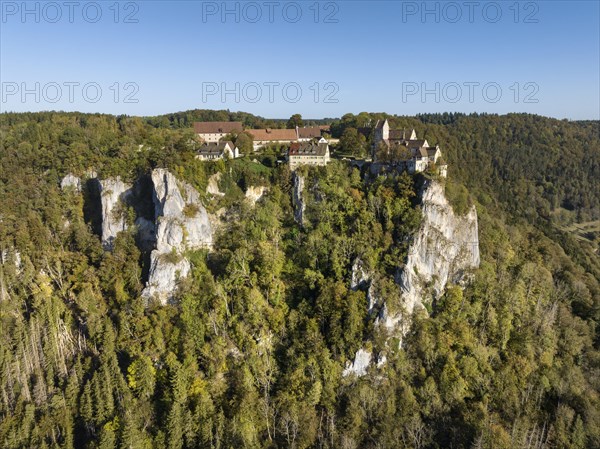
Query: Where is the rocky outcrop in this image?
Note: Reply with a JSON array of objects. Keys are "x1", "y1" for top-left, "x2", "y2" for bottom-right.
[
  {"x1": 366, "y1": 284, "x2": 376, "y2": 314},
  {"x1": 151, "y1": 169, "x2": 212, "y2": 251},
  {"x1": 292, "y1": 173, "x2": 305, "y2": 225},
  {"x1": 98, "y1": 178, "x2": 132, "y2": 250},
  {"x1": 142, "y1": 169, "x2": 212, "y2": 304},
  {"x1": 351, "y1": 258, "x2": 370, "y2": 290},
  {"x1": 342, "y1": 348, "x2": 372, "y2": 377},
  {"x1": 245, "y1": 186, "x2": 267, "y2": 205},
  {"x1": 348, "y1": 180, "x2": 480, "y2": 376},
  {"x1": 207, "y1": 173, "x2": 225, "y2": 197},
  {"x1": 398, "y1": 181, "x2": 479, "y2": 319},
  {"x1": 142, "y1": 254, "x2": 191, "y2": 303},
  {"x1": 60, "y1": 174, "x2": 82, "y2": 192}
]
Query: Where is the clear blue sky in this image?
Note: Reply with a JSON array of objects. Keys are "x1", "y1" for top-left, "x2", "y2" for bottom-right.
[{"x1": 1, "y1": 1, "x2": 599, "y2": 119}]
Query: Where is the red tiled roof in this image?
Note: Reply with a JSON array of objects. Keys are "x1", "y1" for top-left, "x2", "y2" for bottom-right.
[
  {"x1": 194, "y1": 121, "x2": 242, "y2": 134},
  {"x1": 298, "y1": 127, "x2": 323, "y2": 139},
  {"x1": 247, "y1": 128, "x2": 298, "y2": 141}
]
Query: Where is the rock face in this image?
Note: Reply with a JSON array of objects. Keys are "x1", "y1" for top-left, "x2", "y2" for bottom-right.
[
  {"x1": 98, "y1": 178, "x2": 132, "y2": 250},
  {"x1": 135, "y1": 217, "x2": 156, "y2": 252},
  {"x1": 292, "y1": 173, "x2": 305, "y2": 225},
  {"x1": 245, "y1": 186, "x2": 267, "y2": 205},
  {"x1": 351, "y1": 258, "x2": 370, "y2": 290},
  {"x1": 142, "y1": 169, "x2": 212, "y2": 304},
  {"x1": 206, "y1": 173, "x2": 225, "y2": 197},
  {"x1": 342, "y1": 348, "x2": 372, "y2": 377},
  {"x1": 348, "y1": 180, "x2": 480, "y2": 376},
  {"x1": 60, "y1": 174, "x2": 82, "y2": 192},
  {"x1": 398, "y1": 181, "x2": 480, "y2": 318},
  {"x1": 143, "y1": 255, "x2": 191, "y2": 303}
]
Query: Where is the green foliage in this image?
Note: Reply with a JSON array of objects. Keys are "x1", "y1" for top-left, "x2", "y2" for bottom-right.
[
  {"x1": 0, "y1": 111, "x2": 598, "y2": 449},
  {"x1": 445, "y1": 179, "x2": 472, "y2": 215},
  {"x1": 182, "y1": 203, "x2": 199, "y2": 218},
  {"x1": 287, "y1": 113, "x2": 304, "y2": 129},
  {"x1": 235, "y1": 131, "x2": 254, "y2": 155},
  {"x1": 339, "y1": 127, "x2": 368, "y2": 157}
]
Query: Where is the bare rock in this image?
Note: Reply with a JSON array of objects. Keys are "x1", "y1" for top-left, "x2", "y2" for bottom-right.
[
  {"x1": 98, "y1": 177, "x2": 132, "y2": 250},
  {"x1": 245, "y1": 186, "x2": 267, "y2": 205},
  {"x1": 142, "y1": 169, "x2": 213, "y2": 304}
]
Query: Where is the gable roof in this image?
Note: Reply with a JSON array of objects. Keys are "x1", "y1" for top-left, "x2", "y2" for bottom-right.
[
  {"x1": 198, "y1": 141, "x2": 235, "y2": 154},
  {"x1": 247, "y1": 128, "x2": 298, "y2": 141},
  {"x1": 406, "y1": 139, "x2": 427, "y2": 149},
  {"x1": 426, "y1": 147, "x2": 440, "y2": 157},
  {"x1": 388, "y1": 130, "x2": 404, "y2": 140},
  {"x1": 298, "y1": 127, "x2": 323, "y2": 139},
  {"x1": 194, "y1": 121, "x2": 242, "y2": 134},
  {"x1": 388, "y1": 128, "x2": 417, "y2": 140},
  {"x1": 405, "y1": 128, "x2": 417, "y2": 139},
  {"x1": 374, "y1": 119, "x2": 388, "y2": 129},
  {"x1": 289, "y1": 141, "x2": 329, "y2": 156},
  {"x1": 417, "y1": 147, "x2": 429, "y2": 158}
]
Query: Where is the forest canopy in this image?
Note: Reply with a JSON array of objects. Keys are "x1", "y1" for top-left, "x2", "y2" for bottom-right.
[{"x1": 0, "y1": 111, "x2": 599, "y2": 449}]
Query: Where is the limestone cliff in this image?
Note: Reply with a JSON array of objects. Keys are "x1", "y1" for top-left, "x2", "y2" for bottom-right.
[
  {"x1": 342, "y1": 348, "x2": 372, "y2": 377},
  {"x1": 350, "y1": 258, "x2": 370, "y2": 290},
  {"x1": 142, "y1": 169, "x2": 212, "y2": 304},
  {"x1": 398, "y1": 181, "x2": 480, "y2": 317},
  {"x1": 98, "y1": 178, "x2": 132, "y2": 250},
  {"x1": 345, "y1": 180, "x2": 480, "y2": 376},
  {"x1": 292, "y1": 173, "x2": 305, "y2": 225},
  {"x1": 60, "y1": 174, "x2": 82, "y2": 192}
]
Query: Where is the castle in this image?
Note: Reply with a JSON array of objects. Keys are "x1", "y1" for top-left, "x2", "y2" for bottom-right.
[{"x1": 370, "y1": 119, "x2": 447, "y2": 177}]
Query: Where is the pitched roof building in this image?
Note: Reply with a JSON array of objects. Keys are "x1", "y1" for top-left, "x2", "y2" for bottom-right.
[
  {"x1": 298, "y1": 126, "x2": 327, "y2": 141},
  {"x1": 371, "y1": 119, "x2": 446, "y2": 176},
  {"x1": 247, "y1": 128, "x2": 299, "y2": 150},
  {"x1": 196, "y1": 141, "x2": 239, "y2": 161},
  {"x1": 194, "y1": 121, "x2": 243, "y2": 143},
  {"x1": 288, "y1": 139, "x2": 330, "y2": 170}
]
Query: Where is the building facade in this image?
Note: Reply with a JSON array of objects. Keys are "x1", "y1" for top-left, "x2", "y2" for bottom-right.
[
  {"x1": 247, "y1": 128, "x2": 299, "y2": 151},
  {"x1": 372, "y1": 119, "x2": 446, "y2": 176},
  {"x1": 194, "y1": 121, "x2": 243, "y2": 143},
  {"x1": 196, "y1": 141, "x2": 240, "y2": 161},
  {"x1": 288, "y1": 139, "x2": 330, "y2": 170}
]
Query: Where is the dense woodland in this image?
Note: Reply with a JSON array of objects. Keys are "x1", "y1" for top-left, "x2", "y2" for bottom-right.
[{"x1": 0, "y1": 111, "x2": 599, "y2": 448}]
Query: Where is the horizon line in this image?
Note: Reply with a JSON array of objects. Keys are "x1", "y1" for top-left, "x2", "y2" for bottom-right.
[{"x1": 1, "y1": 108, "x2": 598, "y2": 122}]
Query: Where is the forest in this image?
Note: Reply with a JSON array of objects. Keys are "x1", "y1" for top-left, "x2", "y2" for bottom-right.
[{"x1": 0, "y1": 110, "x2": 598, "y2": 449}]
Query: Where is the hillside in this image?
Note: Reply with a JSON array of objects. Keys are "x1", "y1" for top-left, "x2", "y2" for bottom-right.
[{"x1": 0, "y1": 111, "x2": 599, "y2": 449}]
